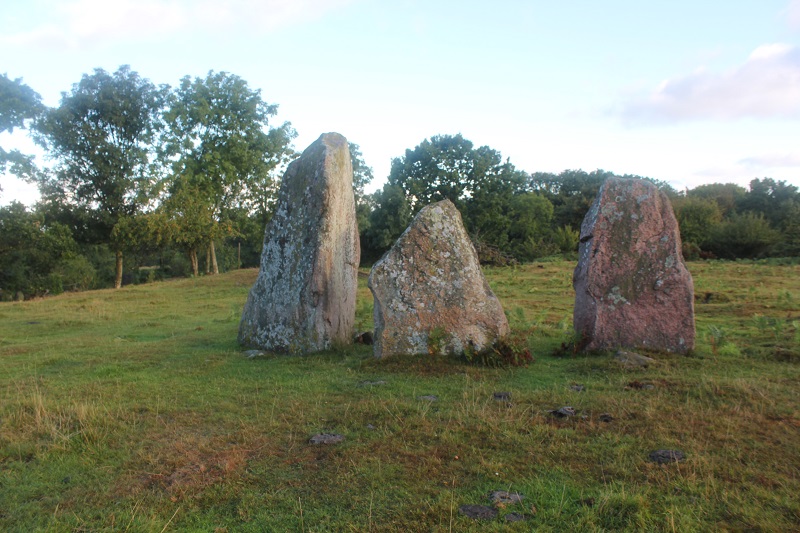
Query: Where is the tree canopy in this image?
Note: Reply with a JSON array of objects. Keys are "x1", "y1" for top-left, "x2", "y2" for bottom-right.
[{"x1": 2, "y1": 65, "x2": 799, "y2": 298}]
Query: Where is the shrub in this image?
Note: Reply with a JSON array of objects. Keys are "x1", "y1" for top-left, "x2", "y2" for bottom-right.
[{"x1": 463, "y1": 332, "x2": 534, "y2": 367}]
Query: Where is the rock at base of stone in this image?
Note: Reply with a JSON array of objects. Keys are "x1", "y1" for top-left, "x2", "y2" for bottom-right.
[
  {"x1": 354, "y1": 331, "x2": 374, "y2": 345},
  {"x1": 238, "y1": 133, "x2": 359, "y2": 354},
  {"x1": 615, "y1": 350, "x2": 656, "y2": 368},
  {"x1": 368, "y1": 199, "x2": 509, "y2": 359},
  {"x1": 573, "y1": 177, "x2": 695, "y2": 354}
]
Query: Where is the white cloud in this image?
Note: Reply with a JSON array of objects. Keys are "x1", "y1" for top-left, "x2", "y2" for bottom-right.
[
  {"x1": 1, "y1": 0, "x2": 357, "y2": 49},
  {"x1": 618, "y1": 44, "x2": 800, "y2": 123}
]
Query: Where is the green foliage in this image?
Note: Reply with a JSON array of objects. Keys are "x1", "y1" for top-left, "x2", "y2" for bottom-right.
[
  {"x1": 0, "y1": 202, "x2": 81, "y2": 297},
  {"x1": 362, "y1": 184, "x2": 412, "y2": 260},
  {"x1": 673, "y1": 196, "x2": 722, "y2": 248},
  {"x1": 705, "y1": 213, "x2": 781, "y2": 259},
  {"x1": 53, "y1": 254, "x2": 97, "y2": 292},
  {"x1": 687, "y1": 182, "x2": 747, "y2": 216},
  {"x1": 161, "y1": 70, "x2": 295, "y2": 273}
]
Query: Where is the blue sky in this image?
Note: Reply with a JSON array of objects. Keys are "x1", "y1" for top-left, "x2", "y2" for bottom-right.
[{"x1": 2, "y1": 0, "x2": 799, "y2": 205}]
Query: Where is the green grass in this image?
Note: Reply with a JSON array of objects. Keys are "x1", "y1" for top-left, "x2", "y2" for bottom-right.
[{"x1": 1, "y1": 261, "x2": 798, "y2": 531}]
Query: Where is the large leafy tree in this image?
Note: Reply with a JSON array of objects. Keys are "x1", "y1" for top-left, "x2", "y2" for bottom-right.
[
  {"x1": 36, "y1": 65, "x2": 166, "y2": 288},
  {"x1": 375, "y1": 134, "x2": 551, "y2": 262},
  {"x1": 0, "y1": 74, "x2": 45, "y2": 186},
  {"x1": 162, "y1": 71, "x2": 295, "y2": 273},
  {"x1": 738, "y1": 178, "x2": 799, "y2": 229},
  {"x1": 349, "y1": 142, "x2": 375, "y2": 241},
  {"x1": 388, "y1": 134, "x2": 482, "y2": 211}
]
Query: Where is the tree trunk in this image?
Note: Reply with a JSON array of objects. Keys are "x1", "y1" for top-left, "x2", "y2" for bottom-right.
[
  {"x1": 237, "y1": 241, "x2": 241, "y2": 269},
  {"x1": 210, "y1": 240, "x2": 219, "y2": 275},
  {"x1": 189, "y1": 249, "x2": 199, "y2": 277},
  {"x1": 114, "y1": 250, "x2": 123, "y2": 289},
  {"x1": 205, "y1": 247, "x2": 211, "y2": 274}
]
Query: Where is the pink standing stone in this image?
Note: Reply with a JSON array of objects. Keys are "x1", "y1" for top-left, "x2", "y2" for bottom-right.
[{"x1": 573, "y1": 178, "x2": 695, "y2": 353}]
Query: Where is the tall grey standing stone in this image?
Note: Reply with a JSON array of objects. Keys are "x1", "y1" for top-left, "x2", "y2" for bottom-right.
[
  {"x1": 238, "y1": 133, "x2": 359, "y2": 354},
  {"x1": 573, "y1": 177, "x2": 695, "y2": 353},
  {"x1": 368, "y1": 199, "x2": 509, "y2": 359}
]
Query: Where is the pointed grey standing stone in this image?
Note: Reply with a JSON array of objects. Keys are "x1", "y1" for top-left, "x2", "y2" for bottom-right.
[
  {"x1": 368, "y1": 199, "x2": 509, "y2": 359},
  {"x1": 238, "y1": 133, "x2": 359, "y2": 354},
  {"x1": 573, "y1": 177, "x2": 695, "y2": 354}
]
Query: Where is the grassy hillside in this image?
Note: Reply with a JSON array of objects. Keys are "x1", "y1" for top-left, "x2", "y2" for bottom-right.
[{"x1": 1, "y1": 261, "x2": 798, "y2": 531}]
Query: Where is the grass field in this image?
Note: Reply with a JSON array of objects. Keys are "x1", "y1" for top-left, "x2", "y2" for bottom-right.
[{"x1": 0, "y1": 260, "x2": 798, "y2": 531}]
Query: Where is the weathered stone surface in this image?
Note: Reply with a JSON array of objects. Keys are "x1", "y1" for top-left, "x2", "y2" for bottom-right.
[
  {"x1": 368, "y1": 199, "x2": 509, "y2": 359},
  {"x1": 238, "y1": 133, "x2": 359, "y2": 354},
  {"x1": 573, "y1": 178, "x2": 695, "y2": 353}
]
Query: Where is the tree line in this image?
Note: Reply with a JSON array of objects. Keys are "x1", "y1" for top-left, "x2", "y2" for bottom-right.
[{"x1": 1, "y1": 67, "x2": 798, "y2": 299}]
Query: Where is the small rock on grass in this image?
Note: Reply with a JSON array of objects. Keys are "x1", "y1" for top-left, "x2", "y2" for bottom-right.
[
  {"x1": 458, "y1": 504, "x2": 498, "y2": 520},
  {"x1": 504, "y1": 512, "x2": 532, "y2": 522},
  {"x1": 615, "y1": 350, "x2": 656, "y2": 368},
  {"x1": 418, "y1": 395, "x2": 438, "y2": 401},
  {"x1": 570, "y1": 384, "x2": 586, "y2": 392},
  {"x1": 309, "y1": 433, "x2": 345, "y2": 445},
  {"x1": 649, "y1": 449, "x2": 686, "y2": 464},
  {"x1": 244, "y1": 350, "x2": 267, "y2": 359},
  {"x1": 598, "y1": 413, "x2": 614, "y2": 423},
  {"x1": 358, "y1": 380, "x2": 387, "y2": 387},
  {"x1": 549, "y1": 406, "x2": 576, "y2": 418},
  {"x1": 493, "y1": 391, "x2": 512, "y2": 401},
  {"x1": 489, "y1": 490, "x2": 524, "y2": 505}
]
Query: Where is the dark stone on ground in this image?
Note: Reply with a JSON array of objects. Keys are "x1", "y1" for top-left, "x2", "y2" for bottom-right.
[
  {"x1": 550, "y1": 406, "x2": 576, "y2": 418},
  {"x1": 493, "y1": 392, "x2": 512, "y2": 401},
  {"x1": 489, "y1": 490, "x2": 524, "y2": 505},
  {"x1": 458, "y1": 504, "x2": 498, "y2": 520},
  {"x1": 504, "y1": 513, "x2": 531, "y2": 522},
  {"x1": 599, "y1": 413, "x2": 614, "y2": 423},
  {"x1": 309, "y1": 433, "x2": 345, "y2": 445},
  {"x1": 354, "y1": 331, "x2": 374, "y2": 345},
  {"x1": 570, "y1": 384, "x2": 585, "y2": 392},
  {"x1": 578, "y1": 497, "x2": 596, "y2": 507},
  {"x1": 626, "y1": 380, "x2": 655, "y2": 390},
  {"x1": 366, "y1": 424, "x2": 376, "y2": 430},
  {"x1": 649, "y1": 449, "x2": 686, "y2": 464}
]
